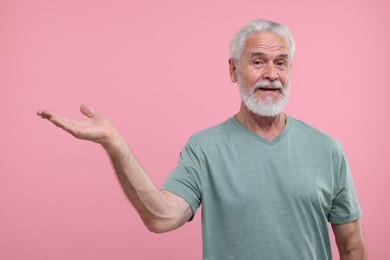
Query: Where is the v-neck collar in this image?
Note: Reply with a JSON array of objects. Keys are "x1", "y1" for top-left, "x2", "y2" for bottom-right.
[{"x1": 230, "y1": 115, "x2": 291, "y2": 147}]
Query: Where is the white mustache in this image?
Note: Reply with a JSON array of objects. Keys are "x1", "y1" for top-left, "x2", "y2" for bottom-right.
[{"x1": 254, "y1": 80, "x2": 283, "y2": 90}]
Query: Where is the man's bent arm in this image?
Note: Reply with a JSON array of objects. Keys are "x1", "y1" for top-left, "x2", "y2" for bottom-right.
[
  {"x1": 37, "y1": 104, "x2": 192, "y2": 233},
  {"x1": 103, "y1": 133, "x2": 192, "y2": 233},
  {"x1": 332, "y1": 218, "x2": 367, "y2": 260}
]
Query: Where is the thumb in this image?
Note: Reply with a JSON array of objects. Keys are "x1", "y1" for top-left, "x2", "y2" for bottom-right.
[{"x1": 80, "y1": 104, "x2": 95, "y2": 118}]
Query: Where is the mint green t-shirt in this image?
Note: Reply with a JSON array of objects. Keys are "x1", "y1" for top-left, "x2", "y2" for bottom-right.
[{"x1": 162, "y1": 116, "x2": 361, "y2": 260}]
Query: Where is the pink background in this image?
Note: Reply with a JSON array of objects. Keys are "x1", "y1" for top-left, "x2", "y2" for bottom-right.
[{"x1": 1, "y1": 0, "x2": 389, "y2": 259}]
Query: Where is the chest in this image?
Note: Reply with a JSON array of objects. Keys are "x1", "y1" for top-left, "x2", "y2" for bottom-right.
[{"x1": 200, "y1": 142, "x2": 335, "y2": 216}]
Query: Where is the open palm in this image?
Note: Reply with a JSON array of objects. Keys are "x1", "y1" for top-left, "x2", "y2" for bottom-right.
[{"x1": 37, "y1": 104, "x2": 117, "y2": 146}]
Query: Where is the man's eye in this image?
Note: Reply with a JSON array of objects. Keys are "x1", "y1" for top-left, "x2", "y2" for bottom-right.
[
  {"x1": 276, "y1": 61, "x2": 286, "y2": 66},
  {"x1": 254, "y1": 60, "x2": 264, "y2": 65}
]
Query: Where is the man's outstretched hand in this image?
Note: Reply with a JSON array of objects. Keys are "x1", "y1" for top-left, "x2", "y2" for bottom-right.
[
  {"x1": 37, "y1": 104, "x2": 119, "y2": 147},
  {"x1": 37, "y1": 104, "x2": 193, "y2": 233}
]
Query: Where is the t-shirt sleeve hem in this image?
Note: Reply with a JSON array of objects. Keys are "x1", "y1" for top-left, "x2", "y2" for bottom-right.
[
  {"x1": 328, "y1": 211, "x2": 362, "y2": 224},
  {"x1": 160, "y1": 185, "x2": 199, "y2": 222}
]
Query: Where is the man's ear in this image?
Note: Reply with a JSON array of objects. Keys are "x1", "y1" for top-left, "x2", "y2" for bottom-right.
[{"x1": 229, "y1": 58, "x2": 238, "y2": 83}]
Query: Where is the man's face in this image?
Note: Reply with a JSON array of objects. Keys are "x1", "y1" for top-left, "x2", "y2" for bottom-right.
[{"x1": 229, "y1": 31, "x2": 292, "y2": 117}]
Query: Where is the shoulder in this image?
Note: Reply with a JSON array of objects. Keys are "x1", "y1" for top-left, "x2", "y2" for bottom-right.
[
  {"x1": 187, "y1": 118, "x2": 235, "y2": 147},
  {"x1": 289, "y1": 116, "x2": 343, "y2": 152}
]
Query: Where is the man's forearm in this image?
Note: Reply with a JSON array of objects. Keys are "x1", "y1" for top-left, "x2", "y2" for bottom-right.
[{"x1": 102, "y1": 134, "x2": 188, "y2": 233}]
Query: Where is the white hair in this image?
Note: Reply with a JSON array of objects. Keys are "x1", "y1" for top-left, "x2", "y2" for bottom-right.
[{"x1": 230, "y1": 19, "x2": 296, "y2": 64}]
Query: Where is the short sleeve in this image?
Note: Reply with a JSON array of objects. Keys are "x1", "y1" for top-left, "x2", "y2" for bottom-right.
[
  {"x1": 328, "y1": 151, "x2": 362, "y2": 224},
  {"x1": 161, "y1": 140, "x2": 202, "y2": 221}
]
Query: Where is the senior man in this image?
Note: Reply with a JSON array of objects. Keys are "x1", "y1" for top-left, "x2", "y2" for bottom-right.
[{"x1": 38, "y1": 19, "x2": 367, "y2": 259}]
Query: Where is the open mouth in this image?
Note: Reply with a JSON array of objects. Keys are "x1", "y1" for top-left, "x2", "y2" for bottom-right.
[{"x1": 256, "y1": 87, "x2": 279, "y2": 91}]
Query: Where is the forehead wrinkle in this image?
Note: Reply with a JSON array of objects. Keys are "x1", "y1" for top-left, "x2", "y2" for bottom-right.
[
  {"x1": 248, "y1": 51, "x2": 289, "y2": 62},
  {"x1": 250, "y1": 52, "x2": 289, "y2": 58},
  {"x1": 243, "y1": 32, "x2": 289, "y2": 59},
  {"x1": 246, "y1": 43, "x2": 288, "y2": 53}
]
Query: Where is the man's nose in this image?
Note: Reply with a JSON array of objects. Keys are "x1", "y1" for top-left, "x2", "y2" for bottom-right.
[{"x1": 264, "y1": 63, "x2": 278, "y2": 80}]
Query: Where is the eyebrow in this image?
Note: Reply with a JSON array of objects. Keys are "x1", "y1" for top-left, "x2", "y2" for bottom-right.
[{"x1": 250, "y1": 52, "x2": 289, "y2": 60}]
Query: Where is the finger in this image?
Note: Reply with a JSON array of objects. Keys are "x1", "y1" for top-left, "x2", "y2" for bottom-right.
[
  {"x1": 80, "y1": 104, "x2": 95, "y2": 118},
  {"x1": 48, "y1": 115, "x2": 76, "y2": 134},
  {"x1": 37, "y1": 110, "x2": 57, "y2": 120},
  {"x1": 49, "y1": 116, "x2": 67, "y2": 128}
]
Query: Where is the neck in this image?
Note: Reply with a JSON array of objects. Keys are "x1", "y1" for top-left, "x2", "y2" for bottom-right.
[{"x1": 235, "y1": 102, "x2": 286, "y2": 141}]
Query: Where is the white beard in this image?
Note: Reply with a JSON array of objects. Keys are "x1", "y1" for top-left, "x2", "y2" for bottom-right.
[{"x1": 237, "y1": 78, "x2": 290, "y2": 117}]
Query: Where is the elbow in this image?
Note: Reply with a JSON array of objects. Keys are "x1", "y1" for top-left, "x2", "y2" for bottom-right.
[
  {"x1": 145, "y1": 222, "x2": 167, "y2": 234},
  {"x1": 143, "y1": 218, "x2": 173, "y2": 234}
]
